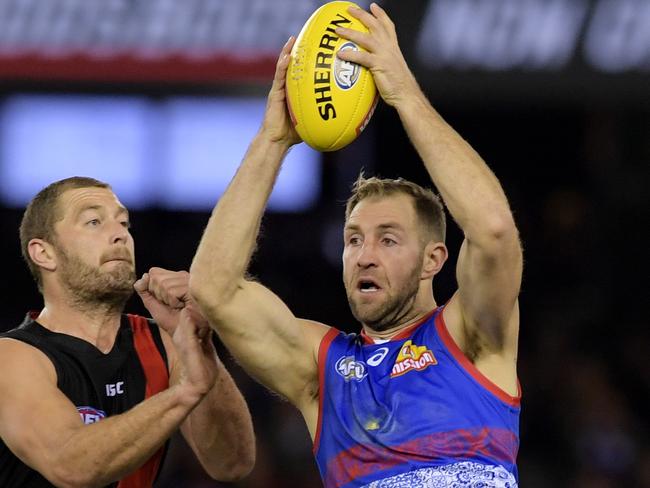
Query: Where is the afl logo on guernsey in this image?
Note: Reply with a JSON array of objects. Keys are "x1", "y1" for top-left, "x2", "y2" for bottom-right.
[
  {"x1": 335, "y1": 356, "x2": 368, "y2": 382},
  {"x1": 390, "y1": 340, "x2": 437, "y2": 378},
  {"x1": 334, "y1": 42, "x2": 361, "y2": 90},
  {"x1": 77, "y1": 406, "x2": 106, "y2": 424}
]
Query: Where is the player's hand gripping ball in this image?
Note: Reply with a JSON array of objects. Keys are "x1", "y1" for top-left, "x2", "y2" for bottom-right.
[{"x1": 286, "y1": 1, "x2": 378, "y2": 152}]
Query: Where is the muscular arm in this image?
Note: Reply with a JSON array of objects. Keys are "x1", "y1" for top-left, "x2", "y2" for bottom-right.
[
  {"x1": 0, "y1": 338, "x2": 204, "y2": 488},
  {"x1": 190, "y1": 40, "x2": 328, "y2": 420},
  {"x1": 135, "y1": 270, "x2": 256, "y2": 480},
  {"x1": 339, "y1": 4, "x2": 522, "y2": 355},
  {"x1": 180, "y1": 357, "x2": 255, "y2": 480},
  {"x1": 157, "y1": 327, "x2": 255, "y2": 481},
  {"x1": 189, "y1": 39, "x2": 328, "y2": 413},
  {"x1": 396, "y1": 89, "x2": 523, "y2": 350}
]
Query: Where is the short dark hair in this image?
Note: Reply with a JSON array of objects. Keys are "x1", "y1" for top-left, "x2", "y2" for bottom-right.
[
  {"x1": 19, "y1": 176, "x2": 111, "y2": 291},
  {"x1": 345, "y1": 174, "x2": 446, "y2": 243}
]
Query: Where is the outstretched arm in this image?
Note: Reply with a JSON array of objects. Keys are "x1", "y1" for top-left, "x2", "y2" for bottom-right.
[
  {"x1": 0, "y1": 317, "x2": 215, "y2": 488},
  {"x1": 337, "y1": 4, "x2": 522, "y2": 356},
  {"x1": 135, "y1": 269, "x2": 255, "y2": 481},
  {"x1": 188, "y1": 39, "x2": 329, "y2": 418}
]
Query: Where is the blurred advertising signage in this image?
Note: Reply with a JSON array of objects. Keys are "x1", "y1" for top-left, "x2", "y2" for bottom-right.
[
  {"x1": 0, "y1": 0, "x2": 331, "y2": 83},
  {"x1": 414, "y1": 0, "x2": 649, "y2": 73},
  {"x1": 0, "y1": 95, "x2": 322, "y2": 212},
  {"x1": 0, "y1": 0, "x2": 646, "y2": 85}
]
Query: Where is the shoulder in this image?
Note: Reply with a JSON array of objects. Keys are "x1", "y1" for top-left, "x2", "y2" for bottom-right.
[
  {"x1": 297, "y1": 319, "x2": 337, "y2": 353},
  {"x1": 299, "y1": 319, "x2": 335, "y2": 340},
  {"x1": 1, "y1": 314, "x2": 51, "y2": 363},
  {"x1": 0, "y1": 313, "x2": 38, "y2": 338},
  {"x1": 0, "y1": 337, "x2": 57, "y2": 385},
  {"x1": 297, "y1": 319, "x2": 360, "y2": 370}
]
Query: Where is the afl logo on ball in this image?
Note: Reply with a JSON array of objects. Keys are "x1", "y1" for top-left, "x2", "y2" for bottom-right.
[{"x1": 334, "y1": 42, "x2": 361, "y2": 90}]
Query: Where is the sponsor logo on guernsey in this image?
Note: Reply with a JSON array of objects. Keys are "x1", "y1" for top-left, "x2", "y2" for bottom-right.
[
  {"x1": 390, "y1": 340, "x2": 437, "y2": 377},
  {"x1": 77, "y1": 406, "x2": 107, "y2": 424},
  {"x1": 105, "y1": 381, "x2": 125, "y2": 397},
  {"x1": 335, "y1": 356, "x2": 368, "y2": 382},
  {"x1": 366, "y1": 346, "x2": 390, "y2": 366},
  {"x1": 333, "y1": 41, "x2": 361, "y2": 90}
]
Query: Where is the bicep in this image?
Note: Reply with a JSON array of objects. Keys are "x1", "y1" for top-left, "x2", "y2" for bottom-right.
[
  {"x1": 201, "y1": 280, "x2": 328, "y2": 405},
  {"x1": 455, "y1": 232, "x2": 523, "y2": 349},
  {"x1": 0, "y1": 341, "x2": 84, "y2": 481}
]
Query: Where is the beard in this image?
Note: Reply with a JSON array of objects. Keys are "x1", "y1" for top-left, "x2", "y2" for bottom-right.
[
  {"x1": 57, "y1": 247, "x2": 135, "y2": 312},
  {"x1": 346, "y1": 261, "x2": 422, "y2": 332}
]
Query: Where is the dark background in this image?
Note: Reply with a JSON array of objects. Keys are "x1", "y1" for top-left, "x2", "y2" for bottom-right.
[{"x1": 1, "y1": 0, "x2": 649, "y2": 486}]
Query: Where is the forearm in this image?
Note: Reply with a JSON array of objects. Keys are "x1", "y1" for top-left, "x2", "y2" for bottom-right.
[
  {"x1": 183, "y1": 357, "x2": 255, "y2": 480},
  {"x1": 52, "y1": 385, "x2": 198, "y2": 487},
  {"x1": 190, "y1": 132, "x2": 290, "y2": 303},
  {"x1": 396, "y1": 91, "x2": 516, "y2": 242}
]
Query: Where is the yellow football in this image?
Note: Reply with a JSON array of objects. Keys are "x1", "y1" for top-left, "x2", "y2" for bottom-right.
[{"x1": 286, "y1": 1, "x2": 378, "y2": 152}]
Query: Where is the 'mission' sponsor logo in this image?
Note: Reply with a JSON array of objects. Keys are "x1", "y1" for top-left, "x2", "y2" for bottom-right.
[{"x1": 390, "y1": 340, "x2": 437, "y2": 377}]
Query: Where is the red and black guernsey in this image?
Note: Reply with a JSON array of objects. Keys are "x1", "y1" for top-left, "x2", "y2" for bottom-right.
[{"x1": 0, "y1": 313, "x2": 170, "y2": 488}]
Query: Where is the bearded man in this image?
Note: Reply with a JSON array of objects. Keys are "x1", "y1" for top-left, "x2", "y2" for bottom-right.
[
  {"x1": 0, "y1": 176, "x2": 255, "y2": 487},
  {"x1": 185, "y1": 4, "x2": 523, "y2": 488}
]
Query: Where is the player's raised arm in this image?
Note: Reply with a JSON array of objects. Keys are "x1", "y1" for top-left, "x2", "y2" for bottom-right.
[
  {"x1": 135, "y1": 269, "x2": 255, "y2": 481},
  {"x1": 189, "y1": 38, "x2": 329, "y2": 411},
  {"x1": 338, "y1": 3, "x2": 522, "y2": 357}
]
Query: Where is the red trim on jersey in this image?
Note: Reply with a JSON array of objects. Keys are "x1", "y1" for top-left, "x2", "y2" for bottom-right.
[
  {"x1": 313, "y1": 327, "x2": 340, "y2": 455},
  {"x1": 117, "y1": 315, "x2": 170, "y2": 488},
  {"x1": 435, "y1": 310, "x2": 521, "y2": 407},
  {"x1": 360, "y1": 308, "x2": 438, "y2": 345}
]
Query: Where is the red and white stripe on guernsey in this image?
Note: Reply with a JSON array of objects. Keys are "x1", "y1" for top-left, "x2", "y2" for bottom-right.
[
  {"x1": 117, "y1": 315, "x2": 169, "y2": 488},
  {"x1": 313, "y1": 327, "x2": 340, "y2": 456},
  {"x1": 435, "y1": 309, "x2": 521, "y2": 407}
]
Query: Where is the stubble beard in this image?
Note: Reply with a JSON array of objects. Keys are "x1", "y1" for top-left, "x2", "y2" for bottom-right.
[
  {"x1": 57, "y1": 247, "x2": 135, "y2": 314},
  {"x1": 347, "y1": 263, "x2": 422, "y2": 332}
]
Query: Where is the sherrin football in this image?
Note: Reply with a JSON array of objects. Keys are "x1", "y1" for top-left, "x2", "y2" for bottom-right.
[{"x1": 286, "y1": 1, "x2": 378, "y2": 152}]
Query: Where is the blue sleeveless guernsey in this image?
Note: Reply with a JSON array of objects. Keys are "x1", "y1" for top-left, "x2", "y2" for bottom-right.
[{"x1": 314, "y1": 306, "x2": 520, "y2": 488}]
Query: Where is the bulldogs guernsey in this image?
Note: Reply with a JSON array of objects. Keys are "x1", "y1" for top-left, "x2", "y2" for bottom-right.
[
  {"x1": 0, "y1": 313, "x2": 169, "y2": 488},
  {"x1": 314, "y1": 306, "x2": 520, "y2": 488}
]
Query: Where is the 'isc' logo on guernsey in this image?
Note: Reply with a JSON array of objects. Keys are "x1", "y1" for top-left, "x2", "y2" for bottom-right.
[{"x1": 390, "y1": 340, "x2": 437, "y2": 377}]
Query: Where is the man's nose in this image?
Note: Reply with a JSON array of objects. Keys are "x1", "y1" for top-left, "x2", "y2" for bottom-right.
[
  {"x1": 109, "y1": 220, "x2": 129, "y2": 244},
  {"x1": 356, "y1": 241, "x2": 378, "y2": 268}
]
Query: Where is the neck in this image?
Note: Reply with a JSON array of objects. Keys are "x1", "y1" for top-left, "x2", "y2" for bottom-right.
[
  {"x1": 362, "y1": 292, "x2": 438, "y2": 342},
  {"x1": 37, "y1": 293, "x2": 124, "y2": 353}
]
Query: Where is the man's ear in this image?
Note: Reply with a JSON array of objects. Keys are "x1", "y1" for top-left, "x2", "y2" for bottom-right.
[
  {"x1": 421, "y1": 241, "x2": 448, "y2": 279},
  {"x1": 27, "y1": 238, "x2": 58, "y2": 273}
]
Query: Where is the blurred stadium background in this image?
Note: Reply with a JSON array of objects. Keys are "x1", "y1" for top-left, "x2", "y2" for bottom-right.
[{"x1": 0, "y1": 0, "x2": 648, "y2": 486}]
